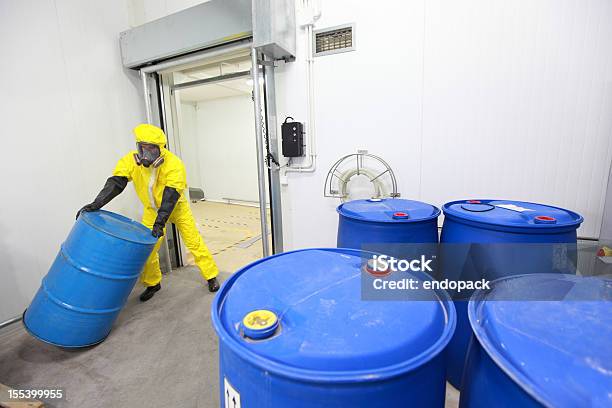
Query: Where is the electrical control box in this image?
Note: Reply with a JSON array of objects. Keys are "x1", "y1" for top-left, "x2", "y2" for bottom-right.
[{"x1": 281, "y1": 119, "x2": 304, "y2": 157}]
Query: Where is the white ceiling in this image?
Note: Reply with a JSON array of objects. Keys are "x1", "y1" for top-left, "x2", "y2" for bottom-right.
[
  {"x1": 177, "y1": 78, "x2": 251, "y2": 102},
  {"x1": 175, "y1": 57, "x2": 253, "y2": 102}
]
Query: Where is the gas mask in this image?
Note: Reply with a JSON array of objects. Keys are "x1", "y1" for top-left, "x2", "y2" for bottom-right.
[{"x1": 134, "y1": 142, "x2": 164, "y2": 168}]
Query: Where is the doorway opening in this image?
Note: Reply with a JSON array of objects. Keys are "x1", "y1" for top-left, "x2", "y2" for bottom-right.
[{"x1": 162, "y1": 54, "x2": 272, "y2": 274}]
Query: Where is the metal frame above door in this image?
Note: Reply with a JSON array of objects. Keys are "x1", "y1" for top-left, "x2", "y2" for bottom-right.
[{"x1": 139, "y1": 40, "x2": 283, "y2": 265}]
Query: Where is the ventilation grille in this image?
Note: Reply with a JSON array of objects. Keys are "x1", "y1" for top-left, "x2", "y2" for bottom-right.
[{"x1": 314, "y1": 24, "x2": 355, "y2": 56}]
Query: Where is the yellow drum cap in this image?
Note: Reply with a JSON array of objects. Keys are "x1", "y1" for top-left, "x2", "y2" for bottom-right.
[
  {"x1": 243, "y1": 309, "x2": 277, "y2": 329},
  {"x1": 242, "y1": 310, "x2": 279, "y2": 340}
]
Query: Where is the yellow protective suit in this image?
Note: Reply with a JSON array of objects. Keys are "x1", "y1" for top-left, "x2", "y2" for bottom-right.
[{"x1": 113, "y1": 124, "x2": 219, "y2": 287}]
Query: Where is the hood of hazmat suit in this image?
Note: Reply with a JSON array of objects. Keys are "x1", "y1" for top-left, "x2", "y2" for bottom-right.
[
  {"x1": 112, "y1": 124, "x2": 187, "y2": 211},
  {"x1": 133, "y1": 124, "x2": 167, "y2": 167}
]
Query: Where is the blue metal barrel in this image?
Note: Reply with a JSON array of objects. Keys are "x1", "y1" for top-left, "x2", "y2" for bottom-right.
[
  {"x1": 439, "y1": 199, "x2": 583, "y2": 388},
  {"x1": 461, "y1": 274, "x2": 612, "y2": 407},
  {"x1": 212, "y1": 248, "x2": 456, "y2": 407},
  {"x1": 337, "y1": 198, "x2": 440, "y2": 258},
  {"x1": 23, "y1": 210, "x2": 157, "y2": 347}
]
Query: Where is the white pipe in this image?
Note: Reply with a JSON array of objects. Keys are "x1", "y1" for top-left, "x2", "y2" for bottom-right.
[
  {"x1": 285, "y1": 2, "x2": 319, "y2": 174},
  {"x1": 0, "y1": 315, "x2": 21, "y2": 329}
]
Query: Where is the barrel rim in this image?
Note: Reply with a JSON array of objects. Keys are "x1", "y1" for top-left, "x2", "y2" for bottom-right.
[
  {"x1": 212, "y1": 247, "x2": 456, "y2": 383},
  {"x1": 442, "y1": 212, "x2": 580, "y2": 234},
  {"x1": 38, "y1": 277, "x2": 125, "y2": 315},
  {"x1": 467, "y1": 273, "x2": 601, "y2": 408},
  {"x1": 80, "y1": 210, "x2": 158, "y2": 245},
  {"x1": 59, "y1": 246, "x2": 143, "y2": 281},
  {"x1": 22, "y1": 309, "x2": 109, "y2": 349},
  {"x1": 442, "y1": 199, "x2": 583, "y2": 231},
  {"x1": 337, "y1": 198, "x2": 441, "y2": 224}
]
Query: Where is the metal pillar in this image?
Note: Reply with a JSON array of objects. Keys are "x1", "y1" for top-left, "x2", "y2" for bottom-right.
[
  {"x1": 251, "y1": 48, "x2": 271, "y2": 257},
  {"x1": 263, "y1": 55, "x2": 283, "y2": 253}
]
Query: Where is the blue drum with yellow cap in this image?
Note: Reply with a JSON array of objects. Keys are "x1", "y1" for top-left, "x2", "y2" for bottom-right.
[{"x1": 212, "y1": 248, "x2": 456, "y2": 407}]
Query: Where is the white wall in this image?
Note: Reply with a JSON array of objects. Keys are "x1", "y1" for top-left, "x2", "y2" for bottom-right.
[
  {"x1": 0, "y1": 0, "x2": 145, "y2": 322},
  {"x1": 193, "y1": 95, "x2": 260, "y2": 202},
  {"x1": 275, "y1": 0, "x2": 612, "y2": 250},
  {"x1": 127, "y1": 0, "x2": 210, "y2": 26},
  {"x1": 419, "y1": 0, "x2": 612, "y2": 238},
  {"x1": 276, "y1": 0, "x2": 428, "y2": 249},
  {"x1": 178, "y1": 102, "x2": 203, "y2": 189}
]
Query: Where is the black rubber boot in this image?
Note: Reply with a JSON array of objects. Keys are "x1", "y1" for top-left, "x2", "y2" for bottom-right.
[
  {"x1": 207, "y1": 278, "x2": 220, "y2": 293},
  {"x1": 140, "y1": 283, "x2": 161, "y2": 302}
]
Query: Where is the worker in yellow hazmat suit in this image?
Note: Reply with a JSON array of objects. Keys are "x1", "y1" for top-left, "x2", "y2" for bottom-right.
[{"x1": 78, "y1": 124, "x2": 220, "y2": 301}]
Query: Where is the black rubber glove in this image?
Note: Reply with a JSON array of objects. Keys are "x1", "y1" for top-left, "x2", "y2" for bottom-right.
[
  {"x1": 77, "y1": 176, "x2": 128, "y2": 219},
  {"x1": 151, "y1": 224, "x2": 164, "y2": 238},
  {"x1": 151, "y1": 186, "x2": 180, "y2": 238}
]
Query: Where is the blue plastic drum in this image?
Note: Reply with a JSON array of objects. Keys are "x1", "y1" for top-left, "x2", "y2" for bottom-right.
[
  {"x1": 337, "y1": 198, "x2": 440, "y2": 258},
  {"x1": 440, "y1": 199, "x2": 583, "y2": 388},
  {"x1": 212, "y1": 248, "x2": 456, "y2": 407},
  {"x1": 461, "y1": 274, "x2": 612, "y2": 407},
  {"x1": 23, "y1": 210, "x2": 157, "y2": 347}
]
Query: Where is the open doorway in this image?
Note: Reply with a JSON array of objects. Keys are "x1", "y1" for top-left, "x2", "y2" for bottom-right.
[{"x1": 166, "y1": 55, "x2": 272, "y2": 274}]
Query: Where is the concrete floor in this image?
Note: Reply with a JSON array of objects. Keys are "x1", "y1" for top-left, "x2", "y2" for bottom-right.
[
  {"x1": 0, "y1": 267, "x2": 227, "y2": 408},
  {"x1": 0, "y1": 265, "x2": 461, "y2": 407}
]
